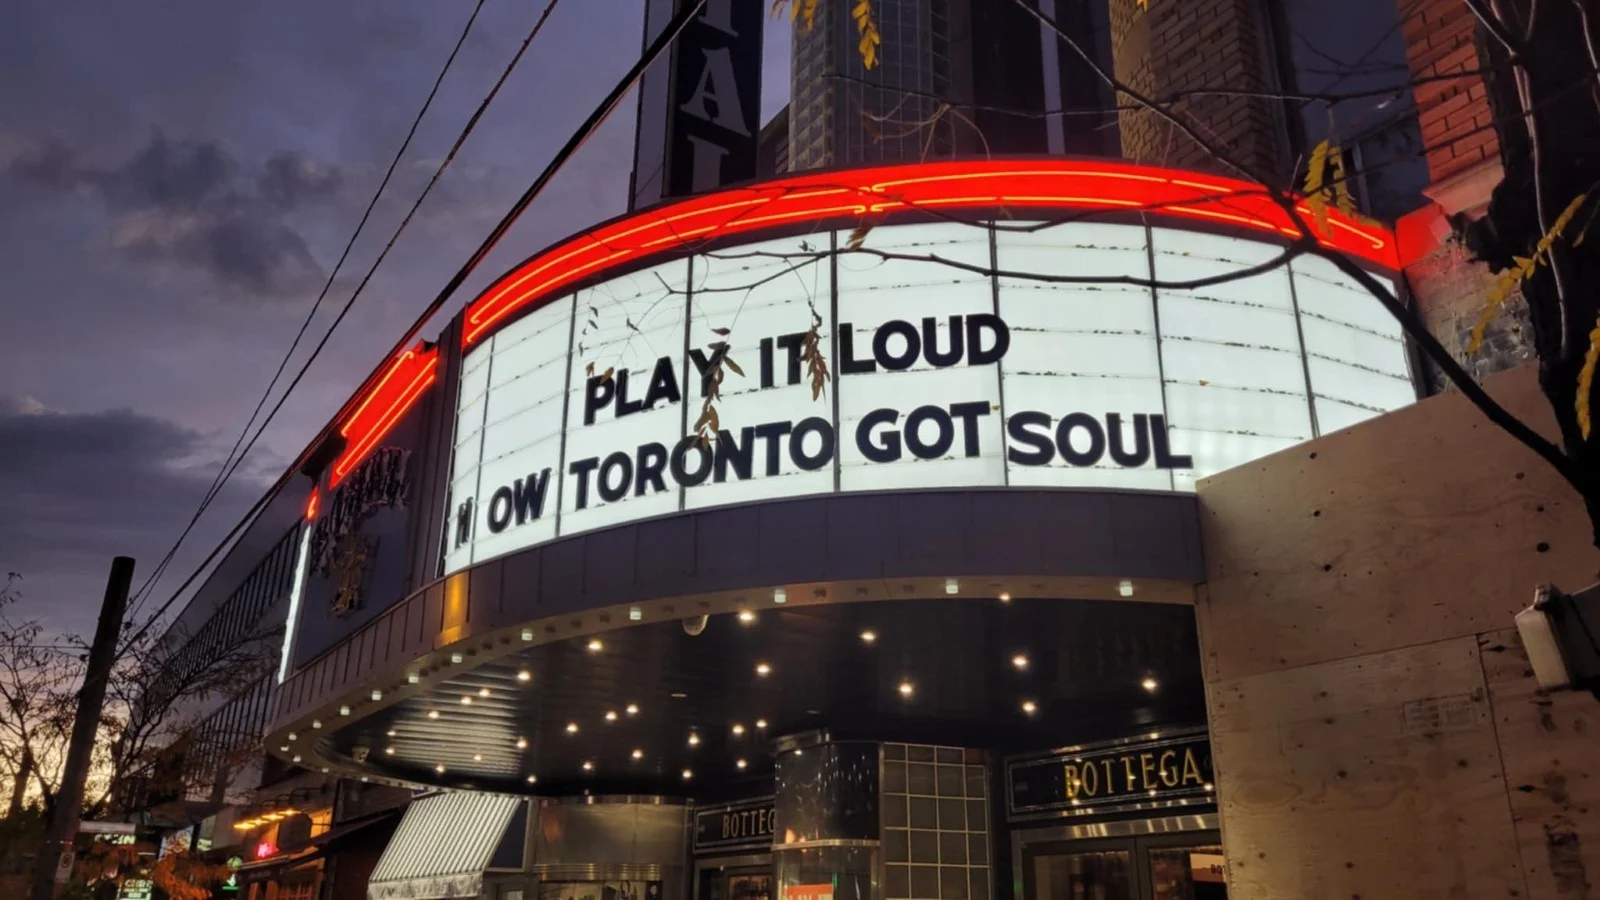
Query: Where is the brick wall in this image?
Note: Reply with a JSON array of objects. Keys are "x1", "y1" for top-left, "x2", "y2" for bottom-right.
[
  {"x1": 1397, "y1": 0, "x2": 1531, "y2": 389},
  {"x1": 1110, "y1": 0, "x2": 1285, "y2": 179},
  {"x1": 1401, "y1": 0, "x2": 1500, "y2": 188}
]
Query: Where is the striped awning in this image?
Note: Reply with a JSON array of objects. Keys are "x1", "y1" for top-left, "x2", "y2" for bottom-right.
[{"x1": 367, "y1": 792, "x2": 521, "y2": 900}]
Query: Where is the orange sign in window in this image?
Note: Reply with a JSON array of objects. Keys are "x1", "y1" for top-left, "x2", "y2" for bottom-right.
[{"x1": 782, "y1": 885, "x2": 833, "y2": 900}]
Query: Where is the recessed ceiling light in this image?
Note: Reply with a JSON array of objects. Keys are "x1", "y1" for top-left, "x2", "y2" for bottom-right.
[
  {"x1": 860, "y1": 630, "x2": 877, "y2": 644},
  {"x1": 688, "y1": 733, "x2": 701, "y2": 747},
  {"x1": 311, "y1": 720, "x2": 322, "y2": 729},
  {"x1": 625, "y1": 703, "x2": 640, "y2": 715},
  {"x1": 517, "y1": 670, "x2": 531, "y2": 682},
  {"x1": 473, "y1": 754, "x2": 483, "y2": 762},
  {"x1": 605, "y1": 710, "x2": 618, "y2": 722},
  {"x1": 386, "y1": 747, "x2": 395, "y2": 755},
  {"x1": 435, "y1": 764, "x2": 446, "y2": 774},
  {"x1": 292, "y1": 754, "x2": 302, "y2": 763},
  {"x1": 629, "y1": 606, "x2": 642, "y2": 621},
  {"x1": 581, "y1": 761, "x2": 594, "y2": 772},
  {"x1": 755, "y1": 662, "x2": 772, "y2": 677},
  {"x1": 287, "y1": 733, "x2": 297, "y2": 741},
  {"x1": 1141, "y1": 677, "x2": 1159, "y2": 693},
  {"x1": 755, "y1": 719, "x2": 768, "y2": 730},
  {"x1": 1119, "y1": 580, "x2": 1135, "y2": 597},
  {"x1": 1204, "y1": 783, "x2": 1215, "y2": 792},
  {"x1": 566, "y1": 722, "x2": 579, "y2": 734},
  {"x1": 279, "y1": 746, "x2": 289, "y2": 753},
  {"x1": 371, "y1": 690, "x2": 383, "y2": 701},
  {"x1": 631, "y1": 748, "x2": 644, "y2": 760},
  {"x1": 460, "y1": 696, "x2": 473, "y2": 706},
  {"x1": 516, "y1": 738, "x2": 528, "y2": 749},
  {"x1": 408, "y1": 672, "x2": 420, "y2": 684},
  {"x1": 451, "y1": 653, "x2": 463, "y2": 664},
  {"x1": 944, "y1": 578, "x2": 959, "y2": 595},
  {"x1": 1021, "y1": 700, "x2": 1038, "y2": 715},
  {"x1": 681, "y1": 768, "x2": 693, "y2": 780},
  {"x1": 527, "y1": 775, "x2": 538, "y2": 784},
  {"x1": 586, "y1": 639, "x2": 604, "y2": 653},
  {"x1": 773, "y1": 587, "x2": 787, "y2": 604},
  {"x1": 427, "y1": 710, "x2": 439, "y2": 719},
  {"x1": 386, "y1": 730, "x2": 396, "y2": 737},
  {"x1": 731, "y1": 723, "x2": 745, "y2": 736},
  {"x1": 738, "y1": 609, "x2": 756, "y2": 624},
  {"x1": 478, "y1": 687, "x2": 491, "y2": 697},
  {"x1": 898, "y1": 681, "x2": 914, "y2": 697},
  {"x1": 521, "y1": 629, "x2": 533, "y2": 641},
  {"x1": 736, "y1": 758, "x2": 748, "y2": 770},
  {"x1": 1012, "y1": 654, "x2": 1029, "y2": 670},
  {"x1": 998, "y1": 592, "x2": 1012, "y2": 603},
  {"x1": 1147, "y1": 732, "x2": 1160, "y2": 740}
]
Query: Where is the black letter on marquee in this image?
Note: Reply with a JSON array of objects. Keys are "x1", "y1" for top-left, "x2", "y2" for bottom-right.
[
  {"x1": 598, "y1": 451, "x2": 634, "y2": 503},
  {"x1": 1150, "y1": 415, "x2": 1193, "y2": 469},
  {"x1": 838, "y1": 324, "x2": 877, "y2": 374},
  {"x1": 454, "y1": 498, "x2": 474, "y2": 547},
  {"x1": 966, "y1": 314, "x2": 1010, "y2": 366},
  {"x1": 754, "y1": 421, "x2": 792, "y2": 475},
  {"x1": 643, "y1": 356, "x2": 684, "y2": 409},
  {"x1": 688, "y1": 345, "x2": 728, "y2": 397},
  {"x1": 759, "y1": 337, "x2": 775, "y2": 388},
  {"x1": 671, "y1": 436, "x2": 714, "y2": 486},
  {"x1": 636, "y1": 442, "x2": 669, "y2": 496},
  {"x1": 615, "y1": 368, "x2": 645, "y2": 417},
  {"x1": 948, "y1": 401, "x2": 991, "y2": 457},
  {"x1": 584, "y1": 375, "x2": 615, "y2": 425},
  {"x1": 790, "y1": 417, "x2": 834, "y2": 471},
  {"x1": 857, "y1": 408, "x2": 902, "y2": 463},
  {"x1": 487, "y1": 486, "x2": 514, "y2": 534},
  {"x1": 714, "y1": 427, "x2": 756, "y2": 482},
  {"x1": 874, "y1": 319, "x2": 921, "y2": 371},
  {"x1": 1006, "y1": 412, "x2": 1054, "y2": 465},
  {"x1": 568, "y1": 456, "x2": 600, "y2": 509},
  {"x1": 514, "y1": 470, "x2": 551, "y2": 524},
  {"x1": 904, "y1": 404, "x2": 954, "y2": 459},
  {"x1": 775, "y1": 332, "x2": 806, "y2": 385},
  {"x1": 1056, "y1": 413, "x2": 1106, "y2": 467},
  {"x1": 922, "y1": 316, "x2": 965, "y2": 367},
  {"x1": 1106, "y1": 414, "x2": 1151, "y2": 467}
]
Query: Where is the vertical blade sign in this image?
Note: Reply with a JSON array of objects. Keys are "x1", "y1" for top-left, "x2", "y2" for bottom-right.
[{"x1": 666, "y1": 0, "x2": 763, "y2": 197}]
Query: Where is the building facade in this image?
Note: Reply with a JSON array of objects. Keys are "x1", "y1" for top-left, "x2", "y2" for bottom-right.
[
  {"x1": 116, "y1": 0, "x2": 1581, "y2": 897},
  {"x1": 247, "y1": 157, "x2": 1414, "y2": 900}
]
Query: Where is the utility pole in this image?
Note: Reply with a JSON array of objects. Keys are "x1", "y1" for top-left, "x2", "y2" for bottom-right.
[{"x1": 30, "y1": 556, "x2": 135, "y2": 900}]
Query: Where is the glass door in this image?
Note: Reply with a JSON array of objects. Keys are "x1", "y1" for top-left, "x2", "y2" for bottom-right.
[{"x1": 1032, "y1": 843, "x2": 1135, "y2": 900}]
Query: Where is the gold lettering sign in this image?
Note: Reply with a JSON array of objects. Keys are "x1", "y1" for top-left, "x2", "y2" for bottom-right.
[{"x1": 1023, "y1": 735, "x2": 1212, "y2": 814}]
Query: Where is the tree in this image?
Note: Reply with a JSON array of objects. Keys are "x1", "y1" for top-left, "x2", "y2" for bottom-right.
[{"x1": 0, "y1": 571, "x2": 278, "y2": 820}]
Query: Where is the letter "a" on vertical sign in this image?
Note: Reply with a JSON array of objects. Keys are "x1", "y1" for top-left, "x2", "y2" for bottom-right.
[{"x1": 665, "y1": 0, "x2": 763, "y2": 198}]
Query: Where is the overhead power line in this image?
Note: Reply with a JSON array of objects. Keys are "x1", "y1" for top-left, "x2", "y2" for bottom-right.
[
  {"x1": 125, "y1": 0, "x2": 492, "y2": 623},
  {"x1": 126, "y1": 0, "x2": 708, "y2": 651}
]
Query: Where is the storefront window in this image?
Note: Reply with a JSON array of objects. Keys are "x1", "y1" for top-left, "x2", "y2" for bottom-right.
[{"x1": 1146, "y1": 846, "x2": 1226, "y2": 900}]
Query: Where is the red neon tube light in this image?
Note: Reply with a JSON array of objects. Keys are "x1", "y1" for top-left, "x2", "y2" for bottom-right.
[
  {"x1": 462, "y1": 158, "x2": 1397, "y2": 348},
  {"x1": 330, "y1": 344, "x2": 438, "y2": 488}
]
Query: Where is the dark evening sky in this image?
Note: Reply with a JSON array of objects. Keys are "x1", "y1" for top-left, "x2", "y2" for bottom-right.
[{"x1": 0, "y1": 0, "x2": 790, "y2": 635}]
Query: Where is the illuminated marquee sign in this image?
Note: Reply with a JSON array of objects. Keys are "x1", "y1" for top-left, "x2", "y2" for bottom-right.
[
  {"x1": 443, "y1": 214, "x2": 1414, "y2": 575},
  {"x1": 1007, "y1": 730, "x2": 1215, "y2": 819}
]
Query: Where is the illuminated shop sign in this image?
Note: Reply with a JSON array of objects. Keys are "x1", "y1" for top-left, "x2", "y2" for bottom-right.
[
  {"x1": 444, "y1": 220, "x2": 1414, "y2": 575},
  {"x1": 693, "y1": 796, "x2": 776, "y2": 852},
  {"x1": 1006, "y1": 731, "x2": 1215, "y2": 819}
]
